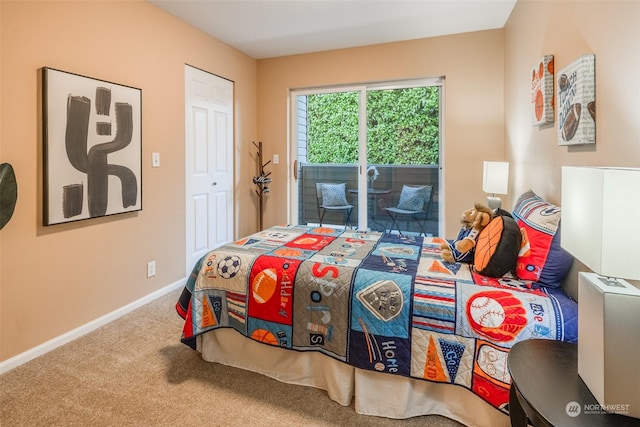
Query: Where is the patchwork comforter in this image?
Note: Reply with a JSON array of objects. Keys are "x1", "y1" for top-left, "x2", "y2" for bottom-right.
[{"x1": 177, "y1": 225, "x2": 577, "y2": 413}]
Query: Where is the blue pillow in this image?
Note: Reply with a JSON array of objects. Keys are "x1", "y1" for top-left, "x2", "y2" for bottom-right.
[
  {"x1": 397, "y1": 185, "x2": 429, "y2": 211},
  {"x1": 538, "y1": 224, "x2": 574, "y2": 288},
  {"x1": 321, "y1": 183, "x2": 349, "y2": 207}
]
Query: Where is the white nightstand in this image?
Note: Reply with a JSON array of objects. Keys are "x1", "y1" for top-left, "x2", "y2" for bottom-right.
[{"x1": 578, "y1": 272, "x2": 640, "y2": 419}]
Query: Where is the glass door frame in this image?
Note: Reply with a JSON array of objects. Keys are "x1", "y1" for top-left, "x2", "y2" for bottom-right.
[{"x1": 288, "y1": 77, "x2": 444, "y2": 233}]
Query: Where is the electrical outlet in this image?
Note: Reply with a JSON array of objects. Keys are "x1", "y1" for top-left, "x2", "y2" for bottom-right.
[{"x1": 147, "y1": 261, "x2": 156, "y2": 278}]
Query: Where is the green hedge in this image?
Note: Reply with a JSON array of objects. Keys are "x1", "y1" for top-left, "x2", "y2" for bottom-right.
[{"x1": 307, "y1": 87, "x2": 440, "y2": 165}]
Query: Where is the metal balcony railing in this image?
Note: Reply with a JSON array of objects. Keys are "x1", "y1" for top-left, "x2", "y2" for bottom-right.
[{"x1": 298, "y1": 163, "x2": 440, "y2": 236}]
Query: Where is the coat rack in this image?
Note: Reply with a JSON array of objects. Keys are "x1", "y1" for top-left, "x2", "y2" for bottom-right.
[{"x1": 252, "y1": 141, "x2": 271, "y2": 230}]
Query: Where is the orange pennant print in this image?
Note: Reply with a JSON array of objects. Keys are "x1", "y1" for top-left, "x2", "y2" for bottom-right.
[
  {"x1": 429, "y1": 260, "x2": 452, "y2": 275},
  {"x1": 424, "y1": 335, "x2": 449, "y2": 382},
  {"x1": 201, "y1": 296, "x2": 218, "y2": 328}
]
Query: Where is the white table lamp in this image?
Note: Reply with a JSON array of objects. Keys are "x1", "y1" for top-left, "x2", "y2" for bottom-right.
[
  {"x1": 561, "y1": 166, "x2": 640, "y2": 418},
  {"x1": 482, "y1": 161, "x2": 509, "y2": 210}
]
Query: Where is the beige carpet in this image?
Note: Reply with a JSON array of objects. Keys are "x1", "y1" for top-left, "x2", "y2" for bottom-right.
[{"x1": 0, "y1": 289, "x2": 465, "y2": 427}]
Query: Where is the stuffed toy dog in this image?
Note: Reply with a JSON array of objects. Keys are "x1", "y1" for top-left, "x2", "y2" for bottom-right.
[{"x1": 440, "y1": 203, "x2": 494, "y2": 263}]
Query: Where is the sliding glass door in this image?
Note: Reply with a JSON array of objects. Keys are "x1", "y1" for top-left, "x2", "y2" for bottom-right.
[{"x1": 290, "y1": 79, "x2": 442, "y2": 236}]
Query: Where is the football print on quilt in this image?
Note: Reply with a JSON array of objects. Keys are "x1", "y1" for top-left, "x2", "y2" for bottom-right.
[{"x1": 247, "y1": 255, "x2": 302, "y2": 325}]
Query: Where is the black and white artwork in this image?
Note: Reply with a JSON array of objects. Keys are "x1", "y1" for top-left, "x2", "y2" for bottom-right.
[{"x1": 43, "y1": 67, "x2": 142, "y2": 225}]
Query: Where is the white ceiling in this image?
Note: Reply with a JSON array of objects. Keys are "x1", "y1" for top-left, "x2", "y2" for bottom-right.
[{"x1": 148, "y1": 0, "x2": 517, "y2": 59}]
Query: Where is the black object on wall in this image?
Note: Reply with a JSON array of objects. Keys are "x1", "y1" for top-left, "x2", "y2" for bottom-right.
[{"x1": 0, "y1": 163, "x2": 18, "y2": 230}]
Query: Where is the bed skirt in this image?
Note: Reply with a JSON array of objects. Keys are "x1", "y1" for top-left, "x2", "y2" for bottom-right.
[{"x1": 199, "y1": 328, "x2": 509, "y2": 427}]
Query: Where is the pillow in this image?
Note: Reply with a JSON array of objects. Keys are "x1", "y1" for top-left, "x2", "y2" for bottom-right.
[
  {"x1": 321, "y1": 183, "x2": 349, "y2": 207},
  {"x1": 512, "y1": 190, "x2": 565, "y2": 283},
  {"x1": 538, "y1": 224, "x2": 574, "y2": 288},
  {"x1": 474, "y1": 215, "x2": 522, "y2": 278},
  {"x1": 396, "y1": 185, "x2": 429, "y2": 211}
]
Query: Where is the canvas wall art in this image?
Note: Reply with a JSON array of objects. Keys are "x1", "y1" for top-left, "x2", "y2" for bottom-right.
[
  {"x1": 531, "y1": 55, "x2": 554, "y2": 126},
  {"x1": 43, "y1": 67, "x2": 142, "y2": 225},
  {"x1": 556, "y1": 54, "x2": 595, "y2": 145}
]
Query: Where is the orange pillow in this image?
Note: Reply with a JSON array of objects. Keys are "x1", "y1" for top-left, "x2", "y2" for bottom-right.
[{"x1": 474, "y1": 215, "x2": 521, "y2": 278}]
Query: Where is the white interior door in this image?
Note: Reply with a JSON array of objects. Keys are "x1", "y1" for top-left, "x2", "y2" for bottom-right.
[{"x1": 185, "y1": 65, "x2": 234, "y2": 275}]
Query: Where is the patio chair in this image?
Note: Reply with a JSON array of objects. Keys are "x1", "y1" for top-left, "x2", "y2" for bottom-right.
[
  {"x1": 383, "y1": 184, "x2": 433, "y2": 236},
  {"x1": 316, "y1": 183, "x2": 353, "y2": 229}
]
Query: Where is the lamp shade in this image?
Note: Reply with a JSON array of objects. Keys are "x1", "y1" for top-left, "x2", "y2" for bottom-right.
[
  {"x1": 482, "y1": 161, "x2": 509, "y2": 195},
  {"x1": 561, "y1": 166, "x2": 640, "y2": 281}
]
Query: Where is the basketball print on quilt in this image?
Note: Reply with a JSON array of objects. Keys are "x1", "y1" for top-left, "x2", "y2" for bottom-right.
[{"x1": 474, "y1": 215, "x2": 521, "y2": 278}]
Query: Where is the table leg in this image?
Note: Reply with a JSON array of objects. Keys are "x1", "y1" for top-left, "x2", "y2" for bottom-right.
[
  {"x1": 368, "y1": 196, "x2": 386, "y2": 231},
  {"x1": 509, "y1": 383, "x2": 528, "y2": 427}
]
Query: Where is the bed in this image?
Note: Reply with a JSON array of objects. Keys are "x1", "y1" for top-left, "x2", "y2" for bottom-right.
[{"x1": 176, "y1": 190, "x2": 578, "y2": 427}]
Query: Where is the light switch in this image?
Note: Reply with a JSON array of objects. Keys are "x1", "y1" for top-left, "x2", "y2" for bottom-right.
[
  {"x1": 152, "y1": 152, "x2": 160, "y2": 168},
  {"x1": 273, "y1": 154, "x2": 279, "y2": 164}
]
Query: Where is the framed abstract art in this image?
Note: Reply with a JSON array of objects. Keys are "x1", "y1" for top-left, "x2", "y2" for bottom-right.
[{"x1": 42, "y1": 67, "x2": 142, "y2": 225}]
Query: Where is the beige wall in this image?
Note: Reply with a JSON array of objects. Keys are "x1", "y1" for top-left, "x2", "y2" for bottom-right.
[
  {"x1": 0, "y1": 1, "x2": 257, "y2": 362},
  {"x1": 504, "y1": 0, "x2": 640, "y2": 204},
  {"x1": 256, "y1": 30, "x2": 506, "y2": 237},
  {"x1": 504, "y1": 0, "x2": 640, "y2": 297}
]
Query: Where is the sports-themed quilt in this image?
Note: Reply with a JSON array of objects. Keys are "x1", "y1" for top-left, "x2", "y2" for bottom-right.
[{"x1": 177, "y1": 225, "x2": 578, "y2": 413}]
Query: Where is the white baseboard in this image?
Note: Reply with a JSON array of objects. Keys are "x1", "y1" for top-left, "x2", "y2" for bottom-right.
[{"x1": 0, "y1": 278, "x2": 186, "y2": 375}]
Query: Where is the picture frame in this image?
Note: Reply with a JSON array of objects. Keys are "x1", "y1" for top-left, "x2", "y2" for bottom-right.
[
  {"x1": 531, "y1": 55, "x2": 554, "y2": 126},
  {"x1": 556, "y1": 54, "x2": 595, "y2": 145},
  {"x1": 43, "y1": 67, "x2": 142, "y2": 225}
]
